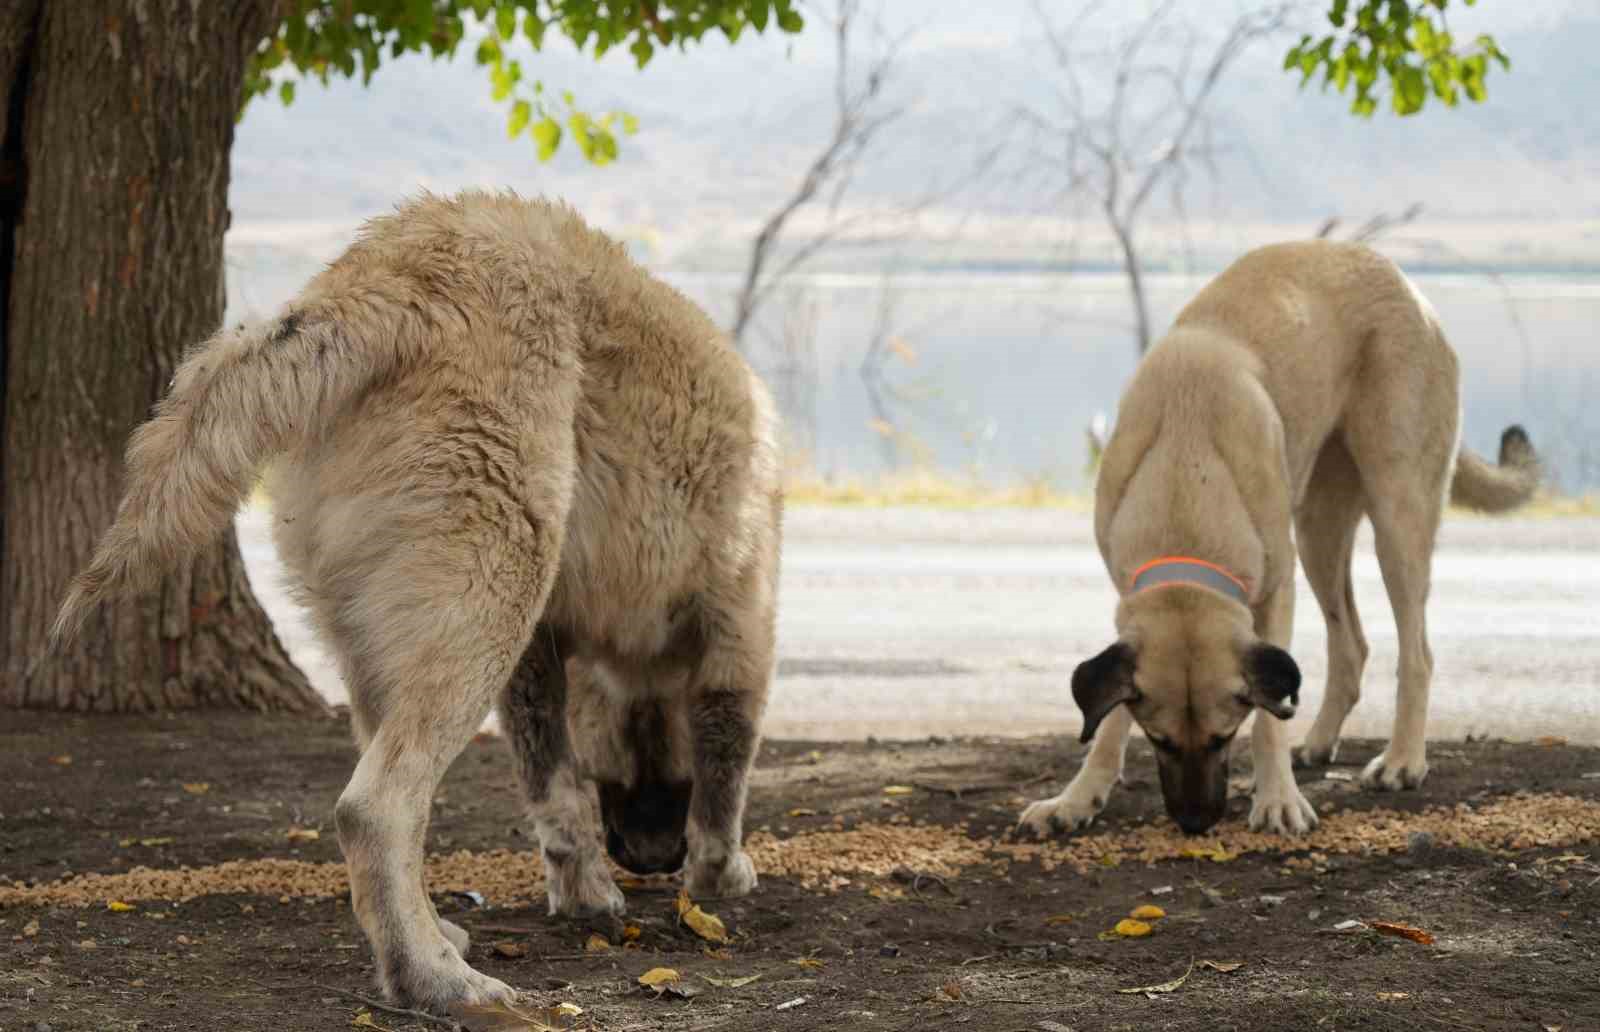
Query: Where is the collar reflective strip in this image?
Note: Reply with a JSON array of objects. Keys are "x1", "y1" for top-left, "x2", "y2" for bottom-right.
[{"x1": 1129, "y1": 557, "x2": 1250, "y2": 606}]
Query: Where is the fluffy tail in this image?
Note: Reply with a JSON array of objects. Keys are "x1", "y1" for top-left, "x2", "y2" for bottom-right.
[
  {"x1": 1450, "y1": 424, "x2": 1541, "y2": 513},
  {"x1": 50, "y1": 308, "x2": 388, "y2": 648}
]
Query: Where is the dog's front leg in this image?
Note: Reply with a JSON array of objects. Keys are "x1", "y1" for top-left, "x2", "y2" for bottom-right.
[
  {"x1": 1018, "y1": 705, "x2": 1134, "y2": 835},
  {"x1": 501, "y1": 628, "x2": 624, "y2": 917},
  {"x1": 1247, "y1": 581, "x2": 1318, "y2": 835},
  {"x1": 683, "y1": 681, "x2": 764, "y2": 900}
]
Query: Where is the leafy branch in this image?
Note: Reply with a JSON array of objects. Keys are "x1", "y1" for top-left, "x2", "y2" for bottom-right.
[
  {"x1": 1284, "y1": 0, "x2": 1509, "y2": 116},
  {"x1": 244, "y1": 0, "x2": 805, "y2": 163}
]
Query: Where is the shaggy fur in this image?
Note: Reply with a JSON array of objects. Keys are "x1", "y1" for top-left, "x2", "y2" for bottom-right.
[
  {"x1": 52, "y1": 191, "x2": 784, "y2": 1012},
  {"x1": 1019, "y1": 240, "x2": 1539, "y2": 839}
]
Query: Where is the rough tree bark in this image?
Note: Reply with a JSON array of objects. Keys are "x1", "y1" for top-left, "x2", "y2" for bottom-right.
[{"x1": 0, "y1": 1, "x2": 323, "y2": 712}]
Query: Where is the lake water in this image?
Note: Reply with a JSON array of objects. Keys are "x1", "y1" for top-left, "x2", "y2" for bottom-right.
[{"x1": 225, "y1": 246, "x2": 1600, "y2": 492}]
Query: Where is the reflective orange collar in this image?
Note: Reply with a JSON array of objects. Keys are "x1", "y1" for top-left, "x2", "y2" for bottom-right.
[{"x1": 1129, "y1": 556, "x2": 1250, "y2": 605}]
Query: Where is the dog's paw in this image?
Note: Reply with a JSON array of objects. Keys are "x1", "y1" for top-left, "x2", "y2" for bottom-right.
[
  {"x1": 544, "y1": 847, "x2": 626, "y2": 918},
  {"x1": 1291, "y1": 739, "x2": 1339, "y2": 769},
  {"x1": 386, "y1": 950, "x2": 519, "y2": 1015},
  {"x1": 436, "y1": 916, "x2": 470, "y2": 957},
  {"x1": 1360, "y1": 750, "x2": 1428, "y2": 791},
  {"x1": 1017, "y1": 788, "x2": 1107, "y2": 838},
  {"x1": 1248, "y1": 780, "x2": 1318, "y2": 836},
  {"x1": 685, "y1": 850, "x2": 758, "y2": 900}
]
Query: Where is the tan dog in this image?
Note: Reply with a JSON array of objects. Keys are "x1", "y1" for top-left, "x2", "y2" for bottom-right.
[
  {"x1": 51, "y1": 191, "x2": 783, "y2": 1013},
  {"x1": 1020, "y1": 240, "x2": 1538, "y2": 838}
]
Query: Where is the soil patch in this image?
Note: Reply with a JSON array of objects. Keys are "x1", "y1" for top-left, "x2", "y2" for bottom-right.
[{"x1": 3, "y1": 712, "x2": 1597, "y2": 1031}]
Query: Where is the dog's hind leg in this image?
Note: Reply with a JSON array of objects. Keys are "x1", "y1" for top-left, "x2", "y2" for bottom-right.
[
  {"x1": 500, "y1": 627, "x2": 625, "y2": 917},
  {"x1": 1292, "y1": 436, "x2": 1370, "y2": 769},
  {"x1": 1345, "y1": 344, "x2": 1458, "y2": 791}
]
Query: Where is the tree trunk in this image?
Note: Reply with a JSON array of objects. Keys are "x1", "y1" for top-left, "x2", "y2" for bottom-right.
[{"x1": 0, "y1": 1, "x2": 323, "y2": 712}]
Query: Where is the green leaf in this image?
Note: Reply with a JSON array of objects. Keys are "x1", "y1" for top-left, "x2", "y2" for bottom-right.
[
  {"x1": 1393, "y1": 64, "x2": 1427, "y2": 113},
  {"x1": 631, "y1": 35, "x2": 654, "y2": 68},
  {"x1": 621, "y1": 112, "x2": 640, "y2": 135},
  {"x1": 532, "y1": 117, "x2": 562, "y2": 161},
  {"x1": 776, "y1": 8, "x2": 804, "y2": 33},
  {"x1": 508, "y1": 98, "x2": 532, "y2": 139},
  {"x1": 495, "y1": 5, "x2": 516, "y2": 40},
  {"x1": 278, "y1": 79, "x2": 296, "y2": 106}
]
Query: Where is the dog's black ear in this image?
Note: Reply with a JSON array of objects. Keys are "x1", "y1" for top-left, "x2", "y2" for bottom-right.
[
  {"x1": 1071, "y1": 642, "x2": 1137, "y2": 744},
  {"x1": 1245, "y1": 643, "x2": 1301, "y2": 720}
]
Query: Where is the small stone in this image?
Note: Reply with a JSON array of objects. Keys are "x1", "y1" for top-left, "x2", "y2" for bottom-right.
[
  {"x1": 879, "y1": 943, "x2": 901, "y2": 957},
  {"x1": 1407, "y1": 831, "x2": 1434, "y2": 854}
]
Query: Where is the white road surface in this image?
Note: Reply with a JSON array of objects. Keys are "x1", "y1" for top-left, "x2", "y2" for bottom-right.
[{"x1": 237, "y1": 505, "x2": 1600, "y2": 746}]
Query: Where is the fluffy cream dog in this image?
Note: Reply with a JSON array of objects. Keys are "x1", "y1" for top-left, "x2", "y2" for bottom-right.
[
  {"x1": 1019, "y1": 240, "x2": 1538, "y2": 839},
  {"x1": 52, "y1": 191, "x2": 783, "y2": 1013}
]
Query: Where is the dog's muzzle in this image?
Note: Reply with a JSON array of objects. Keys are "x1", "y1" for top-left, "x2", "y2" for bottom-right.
[{"x1": 598, "y1": 778, "x2": 692, "y2": 875}]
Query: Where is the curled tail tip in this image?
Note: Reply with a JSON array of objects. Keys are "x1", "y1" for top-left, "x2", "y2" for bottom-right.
[{"x1": 1498, "y1": 424, "x2": 1538, "y2": 471}]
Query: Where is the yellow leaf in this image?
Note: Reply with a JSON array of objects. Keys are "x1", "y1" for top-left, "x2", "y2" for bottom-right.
[
  {"x1": 1129, "y1": 905, "x2": 1166, "y2": 921},
  {"x1": 1179, "y1": 844, "x2": 1236, "y2": 862},
  {"x1": 107, "y1": 900, "x2": 136, "y2": 913},
  {"x1": 182, "y1": 782, "x2": 210, "y2": 795},
  {"x1": 790, "y1": 956, "x2": 825, "y2": 970},
  {"x1": 638, "y1": 967, "x2": 681, "y2": 989},
  {"x1": 1112, "y1": 918, "x2": 1153, "y2": 938},
  {"x1": 285, "y1": 827, "x2": 320, "y2": 843},
  {"x1": 787, "y1": 808, "x2": 818, "y2": 817},
  {"x1": 22, "y1": 919, "x2": 39, "y2": 937},
  {"x1": 867, "y1": 884, "x2": 905, "y2": 901},
  {"x1": 621, "y1": 923, "x2": 642, "y2": 943},
  {"x1": 492, "y1": 939, "x2": 528, "y2": 958},
  {"x1": 585, "y1": 933, "x2": 611, "y2": 953},
  {"x1": 1117, "y1": 959, "x2": 1194, "y2": 995},
  {"x1": 553, "y1": 1002, "x2": 583, "y2": 1017},
  {"x1": 882, "y1": 785, "x2": 915, "y2": 796},
  {"x1": 350, "y1": 1011, "x2": 391, "y2": 1030},
  {"x1": 675, "y1": 889, "x2": 729, "y2": 944}
]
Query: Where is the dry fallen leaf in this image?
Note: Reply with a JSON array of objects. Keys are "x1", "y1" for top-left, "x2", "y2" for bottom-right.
[
  {"x1": 1111, "y1": 918, "x2": 1153, "y2": 938},
  {"x1": 639, "y1": 968, "x2": 682, "y2": 989},
  {"x1": 285, "y1": 827, "x2": 320, "y2": 844},
  {"x1": 584, "y1": 933, "x2": 611, "y2": 953},
  {"x1": 181, "y1": 782, "x2": 210, "y2": 795},
  {"x1": 867, "y1": 884, "x2": 906, "y2": 901},
  {"x1": 701, "y1": 973, "x2": 763, "y2": 989},
  {"x1": 1118, "y1": 959, "x2": 1195, "y2": 996},
  {"x1": 48, "y1": 754, "x2": 72, "y2": 766},
  {"x1": 1536, "y1": 736, "x2": 1567, "y2": 747},
  {"x1": 882, "y1": 785, "x2": 915, "y2": 796},
  {"x1": 1129, "y1": 904, "x2": 1166, "y2": 921},
  {"x1": 940, "y1": 979, "x2": 964, "y2": 1001},
  {"x1": 1199, "y1": 959, "x2": 1245, "y2": 973},
  {"x1": 449, "y1": 999, "x2": 565, "y2": 1031},
  {"x1": 1179, "y1": 844, "x2": 1236, "y2": 862},
  {"x1": 22, "y1": 919, "x2": 39, "y2": 937},
  {"x1": 1044, "y1": 914, "x2": 1075, "y2": 926},
  {"x1": 107, "y1": 900, "x2": 136, "y2": 913},
  {"x1": 621, "y1": 923, "x2": 642, "y2": 943},
  {"x1": 702, "y1": 946, "x2": 733, "y2": 961},
  {"x1": 492, "y1": 940, "x2": 528, "y2": 959},
  {"x1": 351, "y1": 1012, "x2": 392, "y2": 1031},
  {"x1": 1377, "y1": 991, "x2": 1411, "y2": 1001},
  {"x1": 791, "y1": 956, "x2": 826, "y2": 970},
  {"x1": 787, "y1": 808, "x2": 818, "y2": 817},
  {"x1": 675, "y1": 889, "x2": 730, "y2": 944},
  {"x1": 1368, "y1": 921, "x2": 1436, "y2": 946}
]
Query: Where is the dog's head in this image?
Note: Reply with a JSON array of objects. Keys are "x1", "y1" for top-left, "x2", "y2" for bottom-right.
[
  {"x1": 1072, "y1": 587, "x2": 1300, "y2": 835},
  {"x1": 568, "y1": 672, "x2": 694, "y2": 875}
]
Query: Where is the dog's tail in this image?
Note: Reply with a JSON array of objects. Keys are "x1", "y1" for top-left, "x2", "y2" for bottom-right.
[
  {"x1": 1449, "y1": 424, "x2": 1541, "y2": 514},
  {"x1": 50, "y1": 308, "x2": 396, "y2": 648}
]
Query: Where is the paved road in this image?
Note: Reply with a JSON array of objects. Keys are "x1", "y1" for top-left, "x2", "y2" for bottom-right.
[{"x1": 238, "y1": 505, "x2": 1600, "y2": 746}]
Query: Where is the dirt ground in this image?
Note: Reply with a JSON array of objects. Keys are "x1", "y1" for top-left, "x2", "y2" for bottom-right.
[{"x1": 2, "y1": 712, "x2": 1597, "y2": 1032}]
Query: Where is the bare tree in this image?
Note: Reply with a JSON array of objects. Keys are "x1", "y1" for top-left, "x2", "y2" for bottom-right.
[
  {"x1": 729, "y1": 0, "x2": 908, "y2": 350},
  {"x1": 1019, "y1": 0, "x2": 1292, "y2": 355}
]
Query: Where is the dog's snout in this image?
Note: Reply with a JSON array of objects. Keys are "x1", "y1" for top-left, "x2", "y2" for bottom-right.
[
  {"x1": 1173, "y1": 809, "x2": 1222, "y2": 835},
  {"x1": 605, "y1": 825, "x2": 688, "y2": 875},
  {"x1": 598, "y1": 777, "x2": 692, "y2": 876}
]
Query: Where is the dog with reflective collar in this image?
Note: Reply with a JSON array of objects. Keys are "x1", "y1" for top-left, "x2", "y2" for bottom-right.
[{"x1": 1019, "y1": 239, "x2": 1540, "y2": 838}]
